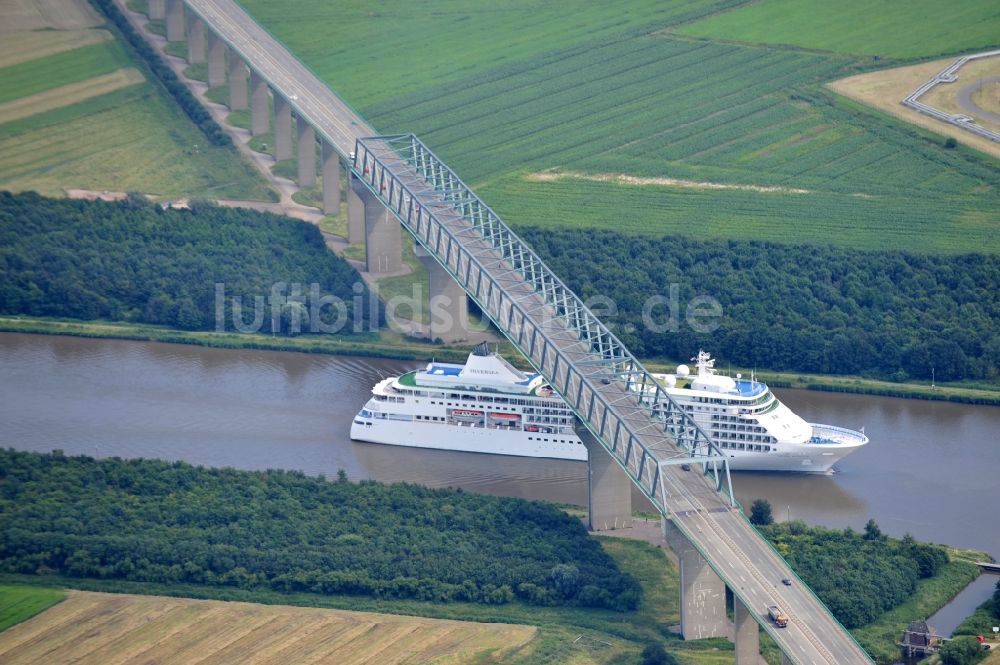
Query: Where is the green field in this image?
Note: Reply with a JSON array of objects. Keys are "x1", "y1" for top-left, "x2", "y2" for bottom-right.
[
  {"x1": 0, "y1": 585, "x2": 64, "y2": 633},
  {"x1": 242, "y1": 0, "x2": 1000, "y2": 253},
  {"x1": 0, "y1": 10, "x2": 270, "y2": 200},
  {"x1": 240, "y1": 0, "x2": 744, "y2": 109},
  {"x1": 677, "y1": 0, "x2": 1000, "y2": 60},
  {"x1": 0, "y1": 82, "x2": 270, "y2": 199},
  {"x1": 0, "y1": 41, "x2": 130, "y2": 104}
]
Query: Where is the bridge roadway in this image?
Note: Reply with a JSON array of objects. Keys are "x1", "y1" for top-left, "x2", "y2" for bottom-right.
[
  {"x1": 186, "y1": 2, "x2": 872, "y2": 662},
  {"x1": 184, "y1": 0, "x2": 375, "y2": 157}
]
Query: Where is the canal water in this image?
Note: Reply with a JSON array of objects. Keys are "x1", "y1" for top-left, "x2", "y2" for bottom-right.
[{"x1": 1, "y1": 332, "x2": 998, "y2": 563}]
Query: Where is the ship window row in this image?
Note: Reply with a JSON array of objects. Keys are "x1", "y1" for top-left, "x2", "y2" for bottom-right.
[
  {"x1": 691, "y1": 394, "x2": 771, "y2": 408},
  {"x1": 522, "y1": 407, "x2": 570, "y2": 415},
  {"x1": 392, "y1": 388, "x2": 428, "y2": 397},
  {"x1": 372, "y1": 412, "x2": 412, "y2": 421},
  {"x1": 444, "y1": 393, "x2": 534, "y2": 406},
  {"x1": 374, "y1": 395, "x2": 405, "y2": 404},
  {"x1": 712, "y1": 422, "x2": 765, "y2": 433},
  {"x1": 526, "y1": 437, "x2": 581, "y2": 445},
  {"x1": 714, "y1": 431, "x2": 776, "y2": 444},
  {"x1": 526, "y1": 416, "x2": 572, "y2": 425},
  {"x1": 415, "y1": 415, "x2": 444, "y2": 422},
  {"x1": 718, "y1": 441, "x2": 772, "y2": 452}
]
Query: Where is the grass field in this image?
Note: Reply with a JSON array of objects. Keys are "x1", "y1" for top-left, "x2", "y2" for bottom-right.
[
  {"x1": 0, "y1": 0, "x2": 270, "y2": 200},
  {"x1": 0, "y1": 68, "x2": 145, "y2": 125},
  {"x1": 0, "y1": 28, "x2": 111, "y2": 68},
  {"x1": 0, "y1": 0, "x2": 102, "y2": 33},
  {"x1": 240, "y1": 0, "x2": 744, "y2": 109},
  {"x1": 242, "y1": 0, "x2": 1000, "y2": 254},
  {"x1": 0, "y1": 590, "x2": 536, "y2": 664},
  {"x1": 677, "y1": 0, "x2": 1000, "y2": 60},
  {"x1": 0, "y1": 84, "x2": 271, "y2": 199},
  {"x1": 0, "y1": 585, "x2": 64, "y2": 633},
  {"x1": 0, "y1": 40, "x2": 131, "y2": 104}
]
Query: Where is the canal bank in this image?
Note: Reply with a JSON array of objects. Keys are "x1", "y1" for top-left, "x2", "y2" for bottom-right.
[
  {"x1": 2, "y1": 316, "x2": 999, "y2": 405},
  {"x1": 2, "y1": 331, "x2": 998, "y2": 561}
]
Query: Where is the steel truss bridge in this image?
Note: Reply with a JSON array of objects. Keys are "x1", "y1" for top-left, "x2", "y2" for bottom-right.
[
  {"x1": 355, "y1": 134, "x2": 734, "y2": 507},
  {"x1": 352, "y1": 137, "x2": 873, "y2": 665},
  {"x1": 183, "y1": 1, "x2": 874, "y2": 662}
]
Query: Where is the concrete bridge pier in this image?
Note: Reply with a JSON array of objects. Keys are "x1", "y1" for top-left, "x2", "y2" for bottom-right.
[
  {"x1": 346, "y1": 174, "x2": 366, "y2": 244},
  {"x1": 321, "y1": 141, "x2": 341, "y2": 215},
  {"x1": 297, "y1": 117, "x2": 316, "y2": 187},
  {"x1": 228, "y1": 56, "x2": 248, "y2": 110},
  {"x1": 186, "y1": 15, "x2": 205, "y2": 63},
  {"x1": 414, "y1": 244, "x2": 469, "y2": 342},
  {"x1": 148, "y1": 0, "x2": 165, "y2": 20},
  {"x1": 583, "y1": 433, "x2": 632, "y2": 531},
  {"x1": 734, "y1": 596, "x2": 761, "y2": 664},
  {"x1": 662, "y1": 520, "x2": 727, "y2": 639},
  {"x1": 206, "y1": 31, "x2": 226, "y2": 88},
  {"x1": 165, "y1": 0, "x2": 185, "y2": 42},
  {"x1": 273, "y1": 95, "x2": 292, "y2": 161},
  {"x1": 361, "y1": 188, "x2": 402, "y2": 274},
  {"x1": 250, "y1": 70, "x2": 269, "y2": 136}
]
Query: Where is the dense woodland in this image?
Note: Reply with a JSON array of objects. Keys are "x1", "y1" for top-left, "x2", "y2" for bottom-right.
[
  {"x1": 0, "y1": 450, "x2": 641, "y2": 610},
  {"x1": 519, "y1": 228, "x2": 1000, "y2": 382},
  {"x1": 91, "y1": 0, "x2": 231, "y2": 146},
  {"x1": 0, "y1": 192, "x2": 376, "y2": 333},
  {"x1": 759, "y1": 520, "x2": 948, "y2": 629}
]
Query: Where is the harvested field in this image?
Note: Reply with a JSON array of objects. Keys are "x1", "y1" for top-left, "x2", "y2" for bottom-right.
[
  {"x1": 0, "y1": 0, "x2": 103, "y2": 33},
  {"x1": 0, "y1": 28, "x2": 111, "y2": 68},
  {"x1": 0, "y1": 68, "x2": 143, "y2": 125},
  {"x1": 827, "y1": 57, "x2": 1000, "y2": 160},
  {"x1": 0, "y1": 591, "x2": 537, "y2": 665}
]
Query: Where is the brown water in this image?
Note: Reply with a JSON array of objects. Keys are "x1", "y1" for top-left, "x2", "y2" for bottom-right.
[{"x1": 1, "y1": 332, "x2": 998, "y2": 560}]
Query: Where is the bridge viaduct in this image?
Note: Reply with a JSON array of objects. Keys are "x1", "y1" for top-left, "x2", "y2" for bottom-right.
[
  {"x1": 148, "y1": 0, "x2": 469, "y2": 342},
  {"x1": 138, "y1": 1, "x2": 873, "y2": 663}
]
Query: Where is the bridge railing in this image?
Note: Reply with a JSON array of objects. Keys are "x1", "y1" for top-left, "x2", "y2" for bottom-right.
[{"x1": 352, "y1": 134, "x2": 734, "y2": 512}]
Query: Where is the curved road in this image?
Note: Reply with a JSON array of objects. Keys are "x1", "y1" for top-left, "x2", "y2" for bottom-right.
[{"x1": 957, "y1": 75, "x2": 1000, "y2": 125}]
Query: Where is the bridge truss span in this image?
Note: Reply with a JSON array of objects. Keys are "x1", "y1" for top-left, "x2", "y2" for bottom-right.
[
  {"x1": 352, "y1": 133, "x2": 874, "y2": 665},
  {"x1": 353, "y1": 134, "x2": 734, "y2": 512}
]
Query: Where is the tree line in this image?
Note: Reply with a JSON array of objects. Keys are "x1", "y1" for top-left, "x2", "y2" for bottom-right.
[
  {"x1": 0, "y1": 449, "x2": 642, "y2": 611},
  {"x1": 0, "y1": 192, "x2": 376, "y2": 333},
  {"x1": 758, "y1": 519, "x2": 948, "y2": 629},
  {"x1": 518, "y1": 227, "x2": 1000, "y2": 382},
  {"x1": 89, "y1": 0, "x2": 230, "y2": 146}
]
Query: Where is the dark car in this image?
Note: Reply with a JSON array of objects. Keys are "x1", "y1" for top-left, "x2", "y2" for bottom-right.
[{"x1": 782, "y1": 578, "x2": 793, "y2": 586}]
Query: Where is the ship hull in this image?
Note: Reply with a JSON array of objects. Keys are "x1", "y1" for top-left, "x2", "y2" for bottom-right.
[
  {"x1": 351, "y1": 418, "x2": 588, "y2": 461},
  {"x1": 350, "y1": 419, "x2": 860, "y2": 471},
  {"x1": 721, "y1": 443, "x2": 857, "y2": 473}
]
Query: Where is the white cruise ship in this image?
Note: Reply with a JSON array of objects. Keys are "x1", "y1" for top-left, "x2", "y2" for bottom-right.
[
  {"x1": 645, "y1": 351, "x2": 868, "y2": 473},
  {"x1": 351, "y1": 342, "x2": 587, "y2": 460},
  {"x1": 351, "y1": 346, "x2": 868, "y2": 472}
]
